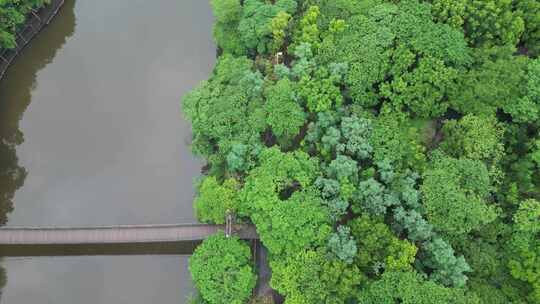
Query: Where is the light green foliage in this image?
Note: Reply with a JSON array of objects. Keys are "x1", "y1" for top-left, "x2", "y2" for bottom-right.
[
  {"x1": 441, "y1": 115, "x2": 504, "y2": 162},
  {"x1": 253, "y1": 189, "x2": 332, "y2": 257},
  {"x1": 239, "y1": 148, "x2": 331, "y2": 257},
  {"x1": 327, "y1": 225, "x2": 357, "y2": 264},
  {"x1": 513, "y1": 199, "x2": 540, "y2": 233},
  {"x1": 210, "y1": 0, "x2": 245, "y2": 55},
  {"x1": 292, "y1": 5, "x2": 321, "y2": 50},
  {"x1": 297, "y1": 66, "x2": 343, "y2": 112},
  {"x1": 270, "y1": 11, "x2": 292, "y2": 53},
  {"x1": 183, "y1": 55, "x2": 266, "y2": 172},
  {"x1": 318, "y1": 0, "x2": 469, "y2": 117},
  {"x1": 189, "y1": 233, "x2": 256, "y2": 304},
  {"x1": 349, "y1": 215, "x2": 417, "y2": 276},
  {"x1": 422, "y1": 155, "x2": 497, "y2": 237},
  {"x1": 0, "y1": 0, "x2": 49, "y2": 49},
  {"x1": 271, "y1": 250, "x2": 364, "y2": 304},
  {"x1": 358, "y1": 270, "x2": 480, "y2": 304},
  {"x1": 429, "y1": 0, "x2": 524, "y2": 47},
  {"x1": 503, "y1": 56, "x2": 540, "y2": 124},
  {"x1": 195, "y1": 177, "x2": 239, "y2": 224},
  {"x1": 440, "y1": 114, "x2": 505, "y2": 181},
  {"x1": 508, "y1": 199, "x2": 540, "y2": 303},
  {"x1": 264, "y1": 78, "x2": 306, "y2": 142}
]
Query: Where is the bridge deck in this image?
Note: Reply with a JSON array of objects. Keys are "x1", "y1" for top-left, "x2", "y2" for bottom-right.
[{"x1": 0, "y1": 224, "x2": 258, "y2": 245}]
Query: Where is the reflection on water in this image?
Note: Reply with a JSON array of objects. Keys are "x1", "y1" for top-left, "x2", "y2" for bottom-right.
[
  {"x1": 0, "y1": 0, "x2": 77, "y2": 299},
  {"x1": 2, "y1": 255, "x2": 194, "y2": 303},
  {"x1": 0, "y1": 0, "x2": 215, "y2": 302},
  {"x1": 0, "y1": 241, "x2": 199, "y2": 257},
  {"x1": 0, "y1": 0, "x2": 76, "y2": 226}
]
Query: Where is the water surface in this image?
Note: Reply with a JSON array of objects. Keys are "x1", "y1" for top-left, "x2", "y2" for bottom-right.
[{"x1": 0, "y1": 0, "x2": 215, "y2": 302}]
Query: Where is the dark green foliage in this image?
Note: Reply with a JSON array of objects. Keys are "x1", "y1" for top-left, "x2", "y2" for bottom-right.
[
  {"x1": 327, "y1": 225, "x2": 357, "y2": 264},
  {"x1": 304, "y1": 111, "x2": 373, "y2": 161},
  {"x1": 450, "y1": 47, "x2": 540, "y2": 124},
  {"x1": 318, "y1": 0, "x2": 469, "y2": 117},
  {"x1": 238, "y1": 0, "x2": 298, "y2": 55},
  {"x1": 423, "y1": 238, "x2": 472, "y2": 288},
  {"x1": 516, "y1": 0, "x2": 540, "y2": 57},
  {"x1": 189, "y1": 233, "x2": 256, "y2": 304},
  {"x1": 210, "y1": 0, "x2": 245, "y2": 55},
  {"x1": 358, "y1": 270, "x2": 480, "y2": 304},
  {"x1": 0, "y1": 0, "x2": 49, "y2": 50}
]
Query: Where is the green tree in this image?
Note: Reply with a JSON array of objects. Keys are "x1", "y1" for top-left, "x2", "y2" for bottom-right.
[
  {"x1": 0, "y1": 0, "x2": 50, "y2": 49},
  {"x1": 239, "y1": 148, "x2": 331, "y2": 257},
  {"x1": 318, "y1": 0, "x2": 469, "y2": 117},
  {"x1": 440, "y1": 114, "x2": 505, "y2": 181},
  {"x1": 516, "y1": 0, "x2": 540, "y2": 56},
  {"x1": 238, "y1": 0, "x2": 298, "y2": 55},
  {"x1": 428, "y1": 0, "x2": 524, "y2": 47},
  {"x1": 189, "y1": 233, "x2": 256, "y2": 304},
  {"x1": 210, "y1": 0, "x2": 245, "y2": 55},
  {"x1": 195, "y1": 177, "x2": 239, "y2": 224},
  {"x1": 182, "y1": 55, "x2": 266, "y2": 173},
  {"x1": 358, "y1": 270, "x2": 480, "y2": 304},
  {"x1": 327, "y1": 225, "x2": 357, "y2": 264},
  {"x1": 271, "y1": 250, "x2": 364, "y2": 304},
  {"x1": 264, "y1": 78, "x2": 306, "y2": 143},
  {"x1": 450, "y1": 47, "x2": 540, "y2": 124},
  {"x1": 421, "y1": 155, "x2": 497, "y2": 237},
  {"x1": 508, "y1": 199, "x2": 540, "y2": 303},
  {"x1": 270, "y1": 11, "x2": 292, "y2": 53},
  {"x1": 349, "y1": 215, "x2": 417, "y2": 276}
]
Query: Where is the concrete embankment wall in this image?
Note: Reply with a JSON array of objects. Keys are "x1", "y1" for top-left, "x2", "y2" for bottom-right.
[{"x1": 0, "y1": 0, "x2": 65, "y2": 80}]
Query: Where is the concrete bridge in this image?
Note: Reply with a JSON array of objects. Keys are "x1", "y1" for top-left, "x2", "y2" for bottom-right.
[{"x1": 0, "y1": 223, "x2": 258, "y2": 245}]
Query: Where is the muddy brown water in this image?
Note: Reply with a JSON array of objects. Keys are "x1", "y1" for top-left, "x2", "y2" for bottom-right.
[{"x1": 0, "y1": 0, "x2": 215, "y2": 302}]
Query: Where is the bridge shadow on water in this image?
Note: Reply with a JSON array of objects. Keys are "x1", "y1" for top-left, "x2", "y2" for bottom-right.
[{"x1": 0, "y1": 241, "x2": 201, "y2": 257}]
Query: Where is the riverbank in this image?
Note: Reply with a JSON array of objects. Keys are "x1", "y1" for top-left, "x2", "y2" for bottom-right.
[{"x1": 0, "y1": 0, "x2": 65, "y2": 81}]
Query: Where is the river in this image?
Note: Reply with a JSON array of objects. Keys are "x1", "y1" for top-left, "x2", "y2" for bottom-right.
[{"x1": 0, "y1": 0, "x2": 215, "y2": 302}]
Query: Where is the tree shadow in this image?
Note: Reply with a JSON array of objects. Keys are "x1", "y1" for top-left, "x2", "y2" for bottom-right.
[{"x1": 0, "y1": 0, "x2": 76, "y2": 296}]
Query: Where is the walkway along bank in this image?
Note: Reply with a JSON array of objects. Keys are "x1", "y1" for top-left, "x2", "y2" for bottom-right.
[{"x1": 0, "y1": 0, "x2": 65, "y2": 80}]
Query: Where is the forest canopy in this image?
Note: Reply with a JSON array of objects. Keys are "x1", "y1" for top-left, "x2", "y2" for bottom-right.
[{"x1": 185, "y1": 0, "x2": 540, "y2": 303}]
